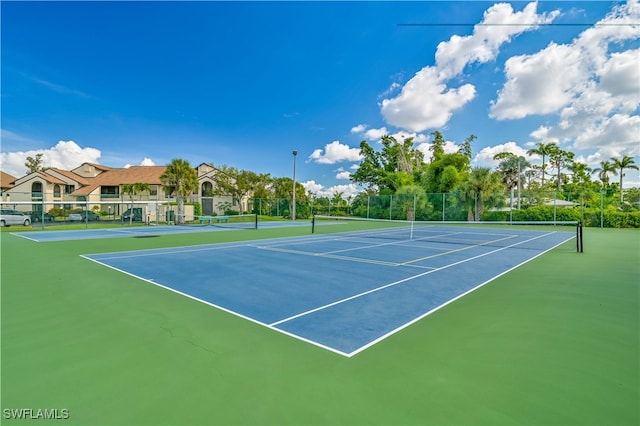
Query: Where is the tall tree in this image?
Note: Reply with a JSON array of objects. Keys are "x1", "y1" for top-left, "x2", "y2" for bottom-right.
[
  {"x1": 568, "y1": 161, "x2": 592, "y2": 186},
  {"x1": 493, "y1": 152, "x2": 529, "y2": 209},
  {"x1": 548, "y1": 146, "x2": 575, "y2": 191},
  {"x1": 211, "y1": 166, "x2": 265, "y2": 212},
  {"x1": 429, "y1": 131, "x2": 446, "y2": 162},
  {"x1": 526, "y1": 142, "x2": 557, "y2": 186},
  {"x1": 350, "y1": 140, "x2": 384, "y2": 190},
  {"x1": 593, "y1": 160, "x2": 616, "y2": 189},
  {"x1": 351, "y1": 136, "x2": 425, "y2": 192},
  {"x1": 271, "y1": 177, "x2": 307, "y2": 218},
  {"x1": 160, "y1": 159, "x2": 199, "y2": 224},
  {"x1": 611, "y1": 155, "x2": 639, "y2": 203},
  {"x1": 458, "y1": 134, "x2": 476, "y2": 161},
  {"x1": 457, "y1": 167, "x2": 504, "y2": 221},
  {"x1": 25, "y1": 153, "x2": 46, "y2": 173},
  {"x1": 421, "y1": 153, "x2": 469, "y2": 194}
]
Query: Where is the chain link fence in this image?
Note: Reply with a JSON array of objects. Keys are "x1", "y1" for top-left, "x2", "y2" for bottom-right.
[{"x1": 2, "y1": 189, "x2": 638, "y2": 228}]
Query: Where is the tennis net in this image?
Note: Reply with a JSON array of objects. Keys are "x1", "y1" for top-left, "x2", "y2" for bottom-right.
[
  {"x1": 177, "y1": 213, "x2": 258, "y2": 230},
  {"x1": 312, "y1": 215, "x2": 583, "y2": 252}
]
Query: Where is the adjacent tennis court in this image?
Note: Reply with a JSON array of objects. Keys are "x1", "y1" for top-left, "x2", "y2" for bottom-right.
[
  {"x1": 11, "y1": 215, "x2": 312, "y2": 242},
  {"x1": 82, "y1": 221, "x2": 578, "y2": 356}
]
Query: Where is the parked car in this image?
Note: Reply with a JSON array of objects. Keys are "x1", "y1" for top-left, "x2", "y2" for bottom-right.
[
  {"x1": 26, "y1": 211, "x2": 55, "y2": 223},
  {"x1": 0, "y1": 209, "x2": 31, "y2": 227},
  {"x1": 122, "y1": 207, "x2": 143, "y2": 222},
  {"x1": 68, "y1": 211, "x2": 101, "y2": 221}
]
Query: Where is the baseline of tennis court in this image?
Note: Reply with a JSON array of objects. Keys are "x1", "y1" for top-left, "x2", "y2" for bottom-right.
[{"x1": 82, "y1": 226, "x2": 575, "y2": 357}]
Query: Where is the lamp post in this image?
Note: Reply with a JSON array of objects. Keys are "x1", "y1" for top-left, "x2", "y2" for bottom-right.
[{"x1": 292, "y1": 150, "x2": 298, "y2": 221}]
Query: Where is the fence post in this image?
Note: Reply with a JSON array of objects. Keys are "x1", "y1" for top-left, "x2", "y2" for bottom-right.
[
  {"x1": 413, "y1": 194, "x2": 417, "y2": 221},
  {"x1": 600, "y1": 190, "x2": 604, "y2": 228}
]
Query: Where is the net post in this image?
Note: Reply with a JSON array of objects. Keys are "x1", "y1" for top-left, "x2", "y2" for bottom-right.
[
  {"x1": 578, "y1": 221, "x2": 583, "y2": 253},
  {"x1": 312, "y1": 215, "x2": 316, "y2": 234},
  {"x1": 254, "y1": 213, "x2": 259, "y2": 229}
]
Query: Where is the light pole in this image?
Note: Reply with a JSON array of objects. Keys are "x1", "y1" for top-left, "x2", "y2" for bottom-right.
[{"x1": 292, "y1": 150, "x2": 298, "y2": 221}]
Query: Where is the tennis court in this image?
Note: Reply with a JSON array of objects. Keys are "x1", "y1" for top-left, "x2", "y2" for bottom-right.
[
  {"x1": 82, "y1": 221, "x2": 578, "y2": 356},
  {"x1": 11, "y1": 215, "x2": 311, "y2": 242},
  {"x1": 3, "y1": 220, "x2": 638, "y2": 425}
]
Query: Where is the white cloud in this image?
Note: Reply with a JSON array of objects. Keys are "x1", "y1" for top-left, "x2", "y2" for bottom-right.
[
  {"x1": 490, "y1": 42, "x2": 586, "y2": 119},
  {"x1": 0, "y1": 140, "x2": 101, "y2": 176},
  {"x1": 350, "y1": 124, "x2": 367, "y2": 133},
  {"x1": 599, "y1": 49, "x2": 640, "y2": 100},
  {"x1": 491, "y1": 0, "x2": 640, "y2": 162},
  {"x1": 307, "y1": 140, "x2": 362, "y2": 164},
  {"x1": 415, "y1": 140, "x2": 460, "y2": 163},
  {"x1": 378, "y1": 81, "x2": 402, "y2": 99},
  {"x1": 336, "y1": 170, "x2": 351, "y2": 180},
  {"x1": 315, "y1": 183, "x2": 360, "y2": 199},
  {"x1": 364, "y1": 127, "x2": 388, "y2": 141},
  {"x1": 350, "y1": 124, "x2": 388, "y2": 141},
  {"x1": 436, "y1": 2, "x2": 559, "y2": 80},
  {"x1": 390, "y1": 131, "x2": 429, "y2": 145},
  {"x1": 125, "y1": 157, "x2": 157, "y2": 168},
  {"x1": 380, "y1": 67, "x2": 476, "y2": 132},
  {"x1": 573, "y1": 114, "x2": 640, "y2": 157},
  {"x1": 302, "y1": 180, "x2": 324, "y2": 194},
  {"x1": 303, "y1": 180, "x2": 361, "y2": 198},
  {"x1": 472, "y1": 142, "x2": 531, "y2": 167},
  {"x1": 381, "y1": 1, "x2": 558, "y2": 132}
]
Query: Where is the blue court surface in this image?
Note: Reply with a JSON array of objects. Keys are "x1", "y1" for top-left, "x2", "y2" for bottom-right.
[
  {"x1": 12, "y1": 220, "x2": 308, "y2": 242},
  {"x1": 82, "y1": 225, "x2": 575, "y2": 357}
]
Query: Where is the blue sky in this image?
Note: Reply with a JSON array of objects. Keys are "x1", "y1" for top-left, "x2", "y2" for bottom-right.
[{"x1": 2, "y1": 1, "x2": 639, "y2": 196}]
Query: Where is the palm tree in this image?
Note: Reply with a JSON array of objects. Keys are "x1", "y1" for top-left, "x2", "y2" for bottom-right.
[
  {"x1": 493, "y1": 152, "x2": 530, "y2": 209},
  {"x1": 458, "y1": 167, "x2": 505, "y2": 221},
  {"x1": 527, "y1": 142, "x2": 557, "y2": 186},
  {"x1": 611, "y1": 155, "x2": 640, "y2": 203},
  {"x1": 160, "y1": 159, "x2": 199, "y2": 224},
  {"x1": 122, "y1": 182, "x2": 151, "y2": 225},
  {"x1": 593, "y1": 160, "x2": 616, "y2": 189}
]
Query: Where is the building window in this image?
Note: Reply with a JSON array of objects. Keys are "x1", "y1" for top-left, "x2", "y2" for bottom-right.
[
  {"x1": 31, "y1": 182, "x2": 43, "y2": 199},
  {"x1": 100, "y1": 186, "x2": 119, "y2": 198},
  {"x1": 202, "y1": 182, "x2": 213, "y2": 197},
  {"x1": 64, "y1": 185, "x2": 75, "y2": 194},
  {"x1": 54, "y1": 184, "x2": 61, "y2": 197}
]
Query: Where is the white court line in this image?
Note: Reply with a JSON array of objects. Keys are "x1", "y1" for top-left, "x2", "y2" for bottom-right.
[
  {"x1": 400, "y1": 234, "x2": 518, "y2": 265},
  {"x1": 255, "y1": 244, "x2": 429, "y2": 268},
  {"x1": 268, "y1": 231, "x2": 558, "y2": 327},
  {"x1": 80, "y1": 253, "x2": 352, "y2": 358},
  {"x1": 82, "y1": 228, "x2": 574, "y2": 358},
  {"x1": 349, "y1": 232, "x2": 574, "y2": 357}
]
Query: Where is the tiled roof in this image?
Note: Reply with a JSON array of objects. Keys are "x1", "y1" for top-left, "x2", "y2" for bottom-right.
[
  {"x1": 7, "y1": 163, "x2": 171, "y2": 197},
  {"x1": 70, "y1": 165, "x2": 167, "y2": 196},
  {"x1": 46, "y1": 168, "x2": 93, "y2": 186},
  {"x1": 93, "y1": 166, "x2": 167, "y2": 185},
  {"x1": 0, "y1": 171, "x2": 18, "y2": 188}
]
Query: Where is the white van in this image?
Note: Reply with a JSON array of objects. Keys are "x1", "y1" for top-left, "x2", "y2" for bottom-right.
[{"x1": 0, "y1": 209, "x2": 31, "y2": 227}]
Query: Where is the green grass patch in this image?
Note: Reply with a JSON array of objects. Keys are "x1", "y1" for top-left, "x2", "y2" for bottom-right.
[{"x1": 1, "y1": 227, "x2": 638, "y2": 425}]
